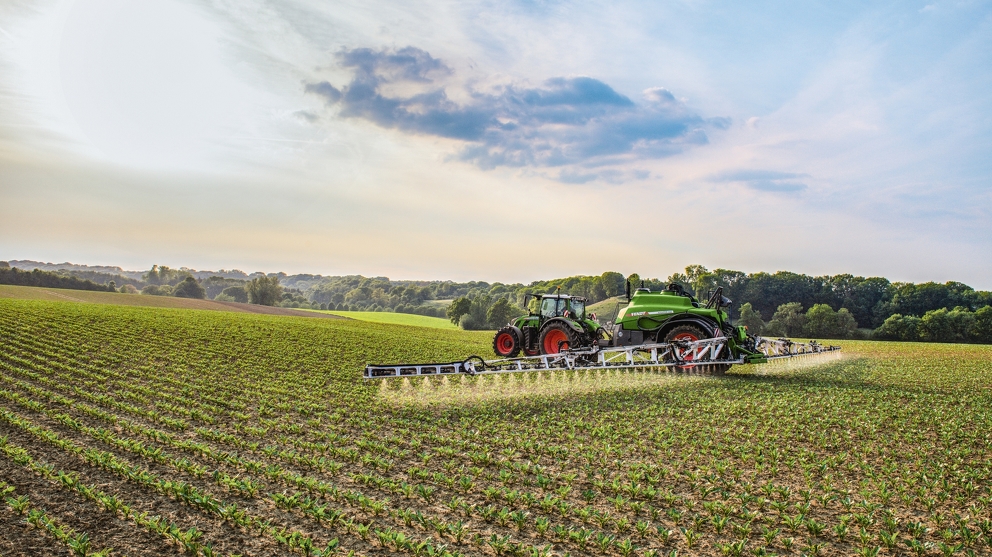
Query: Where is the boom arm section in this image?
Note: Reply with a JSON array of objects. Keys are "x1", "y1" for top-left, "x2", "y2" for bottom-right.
[{"x1": 364, "y1": 337, "x2": 840, "y2": 379}]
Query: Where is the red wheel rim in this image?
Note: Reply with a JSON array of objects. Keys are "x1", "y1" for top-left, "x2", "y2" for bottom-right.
[
  {"x1": 495, "y1": 333, "x2": 515, "y2": 355},
  {"x1": 543, "y1": 329, "x2": 569, "y2": 354},
  {"x1": 673, "y1": 332, "x2": 700, "y2": 364}
]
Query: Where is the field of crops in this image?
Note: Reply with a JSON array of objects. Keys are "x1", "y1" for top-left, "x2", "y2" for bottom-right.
[
  {"x1": 0, "y1": 285, "x2": 339, "y2": 319},
  {"x1": 322, "y1": 311, "x2": 458, "y2": 330},
  {"x1": 1, "y1": 297, "x2": 991, "y2": 557}
]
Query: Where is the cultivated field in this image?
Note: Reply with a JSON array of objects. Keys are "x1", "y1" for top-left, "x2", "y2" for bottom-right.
[
  {"x1": 1, "y1": 297, "x2": 990, "y2": 557},
  {"x1": 322, "y1": 311, "x2": 458, "y2": 330},
  {"x1": 0, "y1": 285, "x2": 340, "y2": 320}
]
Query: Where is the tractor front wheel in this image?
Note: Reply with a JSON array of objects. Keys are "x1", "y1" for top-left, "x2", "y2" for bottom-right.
[
  {"x1": 539, "y1": 322, "x2": 578, "y2": 355},
  {"x1": 493, "y1": 327, "x2": 521, "y2": 358}
]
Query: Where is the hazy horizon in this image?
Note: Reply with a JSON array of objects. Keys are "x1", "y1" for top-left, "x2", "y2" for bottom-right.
[{"x1": 5, "y1": 255, "x2": 990, "y2": 290}]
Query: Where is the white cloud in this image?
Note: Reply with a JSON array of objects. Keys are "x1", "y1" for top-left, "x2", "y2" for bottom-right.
[{"x1": 0, "y1": 0, "x2": 990, "y2": 288}]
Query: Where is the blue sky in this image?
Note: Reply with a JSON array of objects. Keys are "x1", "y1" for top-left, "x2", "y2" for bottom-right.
[{"x1": 1, "y1": 0, "x2": 990, "y2": 287}]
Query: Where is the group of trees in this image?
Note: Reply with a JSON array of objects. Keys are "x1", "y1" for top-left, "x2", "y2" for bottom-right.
[
  {"x1": 6, "y1": 259, "x2": 992, "y2": 343},
  {"x1": 0, "y1": 265, "x2": 118, "y2": 293},
  {"x1": 875, "y1": 306, "x2": 992, "y2": 343},
  {"x1": 140, "y1": 277, "x2": 206, "y2": 299},
  {"x1": 446, "y1": 296, "x2": 522, "y2": 330},
  {"x1": 738, "y1": 302, "x2": 859, "y2": 339},
  {"x1": 665, "y1": 266, "x2": 991, "y2": 330},
  {"x1": 734, "y1": 297, "x2": 992, "y2": 343}
]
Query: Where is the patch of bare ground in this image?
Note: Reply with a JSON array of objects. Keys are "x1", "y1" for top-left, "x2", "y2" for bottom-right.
[
  {"x1": 0, "y1": 449, "x2": 172, "y2": 556},
  {"x1": 0, "y1": 411, "x2": 295, "y2": 557},
  {"x1": 0, "y1": 391, "x2": 420, "y2": 556},
  {"x1": 0, "y1": 497, "x2": 63, "y2": 557}
]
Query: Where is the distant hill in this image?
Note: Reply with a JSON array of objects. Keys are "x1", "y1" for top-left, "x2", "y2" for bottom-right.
[
  {"x1": 6, "y1": 260, "x2": 262, "y2": 281},
  {"x1": 8, "y1": 259, "x2": 144, "y2": 280}
]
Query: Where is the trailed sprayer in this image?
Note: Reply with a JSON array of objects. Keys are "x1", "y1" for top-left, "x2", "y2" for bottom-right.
[{"x1": 365, "y1": 282, "x2": 840, "y2": 379}]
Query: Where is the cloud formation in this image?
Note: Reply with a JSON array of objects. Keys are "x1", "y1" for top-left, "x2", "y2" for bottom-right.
[
  {"x1": 709, "y1": 169, "x2": 809, "y2": 193},
  {"x1": 304, "y1": 46, "x2": 727, "y2": 177}
]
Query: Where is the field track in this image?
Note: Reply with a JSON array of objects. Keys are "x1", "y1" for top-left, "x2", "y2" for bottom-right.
[{"x1": 1, "y1": 296, "x2": 990, "y2": 557}]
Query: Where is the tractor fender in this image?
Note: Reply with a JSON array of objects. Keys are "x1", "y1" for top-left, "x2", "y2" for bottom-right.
[
  {"x1": 655, "y1": 314, "x2": 721, "y2": 341},
  {"x1": 541, "y1": 317, "x2": 585, "y2": 335}
]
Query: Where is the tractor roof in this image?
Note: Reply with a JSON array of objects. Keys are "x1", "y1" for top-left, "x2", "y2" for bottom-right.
[{"x1": 541, "y1": 294, "x2": 585, "y2": 301}]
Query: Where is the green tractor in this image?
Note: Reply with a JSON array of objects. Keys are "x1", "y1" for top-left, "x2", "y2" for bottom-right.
[
  {"x1": 368, "y1": 282, "x2": 837, "y2": 380},
  {"x1": 494, "y1": 282, "x2": 765, "y2": 367},
  {"x1": 493, "y1": 292, "x2": 604, "y2": 357}
]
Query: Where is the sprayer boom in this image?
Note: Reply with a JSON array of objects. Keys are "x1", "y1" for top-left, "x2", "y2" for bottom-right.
[{"x1": 364, "y1": 336, "x2": 840, "y2": 379}]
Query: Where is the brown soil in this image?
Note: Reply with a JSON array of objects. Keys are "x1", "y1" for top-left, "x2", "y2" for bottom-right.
[{"x1": 0, "y1": 414, "x2": 294, "y2": 557}]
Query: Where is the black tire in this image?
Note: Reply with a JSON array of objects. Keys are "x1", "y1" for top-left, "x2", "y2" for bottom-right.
[
  {"x1": 522, "y1": 327, "x2": 539, "y2": 356},
  {"x1": 662, "y1": 323, "x2": 731, "y2": 374},
  {"x1": 539, "y1": 322, "x2": 579, "y2": 355},
  {"x1": 493, "y1": 327, "x2": 521, "y2": 358}
]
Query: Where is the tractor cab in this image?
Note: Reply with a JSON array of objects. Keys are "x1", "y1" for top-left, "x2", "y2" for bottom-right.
[{"x1": 539, "y1": 296, "x2": 585, "y2": 320}]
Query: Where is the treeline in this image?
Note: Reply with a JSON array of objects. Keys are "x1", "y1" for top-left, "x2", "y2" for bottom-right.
[
  {"x1": 874, "y1": 307, "x2": 992, "y2": 343},
  {"x1": 0, "y1": 265, "x2": 118, "y2": 293},
  {"x1": 5, "y1": 260, "x2": 991, "y2": 342},
  {"x1": 670, "y1": 265, "x2": 991, "y2": 330},
  {"x1": 738, "y1": 300, "x2": 992, "y2": 343}
]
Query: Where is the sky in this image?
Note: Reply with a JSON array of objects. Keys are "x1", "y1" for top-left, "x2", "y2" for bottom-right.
[{"x1": 1, "y1": 0, "x2": 990, "y2": 287}]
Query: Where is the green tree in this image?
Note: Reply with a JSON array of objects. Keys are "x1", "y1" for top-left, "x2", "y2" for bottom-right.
[
  {"x1": 804, "y1": 304, "x2": 837, "y2": 338},
  {"x1": 835, "y1": 308, "x2": 858, "y2": 338},
  {"x1": 765, "y1": 302, "x2": 806, "y2": 338},
  {"x1": 626, "y1": 273, "x2": 641, "y2": 293},
  {"x1": 246, "y1": 276, "x2": 282, "y2": 306},
  {"x1": 218, "y1": 285, "x2": 248, "y2": 303},
  {"x1": 737, "y1": 302, "x2": 764, "y2": 335},
  {"x1": 447, "y1": 297, "x2": 472, "y2": 325},
  {"x1": 144, "y1": 265, "x2": 160, "y2": 285},
  {"x1": 684, "y1": 264, "x2": 714, "y2": 298},
  {"x1": 919, "y1": 307, "x2": 975, "y2": 343},
  {"x1": 874, "y1": 314, "x2": 921, "y2": 341},
  {"x1": 173, "y1": 276, "x2": 206, "y2": 299},
  {"x1": 804, "y1": 304, "x2": 857, "y2": 339},
  {"x1": 486, "y1": 297, "x2": 521, "y2": 329},
  {"x1": 599, "y1": 272, "x2": 626, "y2": 298},
  {"x1": 141, "y1": 284, "x2": 172, "y2": 296},
  {"x1": 972, "y1": 306, "x2": 992, "y2": 343}
]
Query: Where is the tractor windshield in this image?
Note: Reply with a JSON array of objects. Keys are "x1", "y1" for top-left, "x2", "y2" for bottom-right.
[
  {"x1": 569, "y1": 300, "x2": 585, "y2": 319},
  {"x1": 540, "y1": 297, "x2": 585, "y2": 319},
  {"x1": 541, "y1": 298, "x2": 563, "y2": 317}
]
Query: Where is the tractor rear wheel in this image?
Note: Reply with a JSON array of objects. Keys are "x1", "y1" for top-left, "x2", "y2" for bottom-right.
[
  {"x1": 493, "y1": 327, "x2": 521, "y2": 358},
  {"x1": 662, "y1": 324, "x2": 730, "y2": 374},
  {"x1": 539, "y1": 322, "x2": 578, "y2": 355}
]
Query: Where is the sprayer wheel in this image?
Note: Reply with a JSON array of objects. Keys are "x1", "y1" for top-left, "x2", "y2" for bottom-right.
[
  {"x1": 663, "y1": 324, "x2": 707, "y2": 372},
  {"x1": 493, "y1": 327, "x2": 521, "y2": 358},
  {"x1": 539, "y1": 322, "x2": 579, "y2": 355}
]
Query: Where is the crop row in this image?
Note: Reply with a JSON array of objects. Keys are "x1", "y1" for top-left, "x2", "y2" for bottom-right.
[{"x1": 2, "y1": 298, "x2": 992, "y2": 556}]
